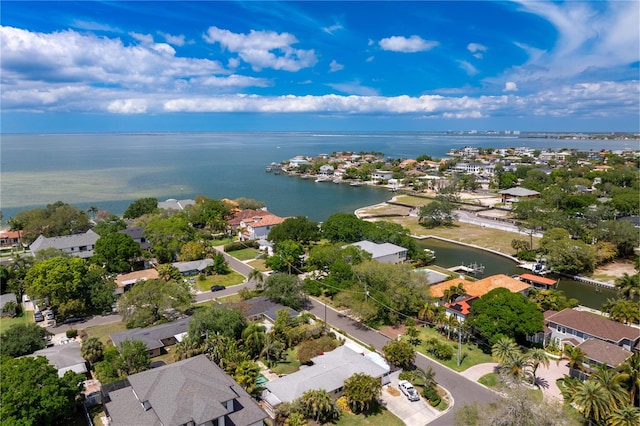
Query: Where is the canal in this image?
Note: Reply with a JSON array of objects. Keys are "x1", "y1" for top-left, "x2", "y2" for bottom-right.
[{"x1": 417, "y1": 238, "x2": 617, "y2": 310}]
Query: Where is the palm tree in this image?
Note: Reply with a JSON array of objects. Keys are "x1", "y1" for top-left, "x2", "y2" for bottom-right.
[
  {"x1": 87, "y1": 205, "x2": 98, "y2": 220},
  {"x1": 233, "y1": 360, "x2": 261, "y2": 395},
  {"x1": 605, "y1": 299, "x2": 640, "y2": 324},
  {"x1": 618, "y1": 353, "x2": 640, "y2": 406},
  {"x1": 173, "y1": 335, "x2": 203, "y2": 361},
  {"x1": 608, "y1": 404, "x2": 640, "y2": 426},
  {"x1": 414, "y1": 365, "x2": 437, "y2": 389},
  {"x1": 528, "y1": 347, "x2": 550, "y2": 386},
  {"x1": 248, "y1": 268, "x2": 265, "y2": 290},
  {"x1": 298, "y1": 389, "x2": 339, "y2": 423},
  {"x1": 80, "y1": 337, "x2": 104, "y2": 364},
  {"x1": 592, "y1": 365, "x2": 629, "y2": 409},
  {"x1": 241, "y1": 322, "x2": 266, "y2": 359},
  {"x1": 614, "y1": 273, "x2": 640, "y2": 301},
  {"x1": 491, "y1": 337, "x2": 520, "y2": 364},
  {"x1": 499, "y1": 351, "x2": 533, "y2": 384},
  {"x1": 446, "y1": 315, "x2": 459, "y2": 339},
  {"x1": 570, "y1": 380, "x2": 612, "y2": 425},
  {"x1": 417, "y1": 303, "x2": 437, "y2": 325},
  {"x1": 558, "y1": 345, "x2": 587, "y2": 379}
]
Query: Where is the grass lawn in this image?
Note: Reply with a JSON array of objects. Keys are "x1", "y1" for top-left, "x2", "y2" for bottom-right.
[
  {"x1": 267, "y1": 348, "x2": 301, "y2": 376},
  {"x1": 478, "y1": 373, "x2": 498, "y2": 387},
  {"x1": 0, "y1": 313, "x2": 30, "y2": 333},
  {"x1": 413, "y1": 326, "x2": 493, "y2": 372},
  {"x1": 194, "y1": 271, "x2": 245, "y2": 292},
  {"x1": 88, "y1": 405, "x2": 106, "y2": 426},
  {"x1": 392, "y1": 194, "x2": 434, "y2": 207},
  {"x1": 227, "y1": 247, "x2": 261, "y2": 261},
  {"x1": 332, "y1": 407, "x2": 405, "y2": 426},
  {"x1": 246, "y1": 258, "x2": 270, "y2": 272},
  {"x1": 210, "y1": 237, "x2": 236, "y2": 246},
  {"x1": 84, "y1": 321, "x2": 128, "y2": 346}
]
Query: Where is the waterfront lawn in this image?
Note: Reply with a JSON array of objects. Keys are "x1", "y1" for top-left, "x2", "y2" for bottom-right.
[
  {"x1": 334, "y1": 407, "x2": 404, "y2": 426},
  {"x1": 194, "y1": 271, "x2": 245, "y2": 292},
  {"x1": 227, "y1": 247, "x2": 261, "y2": 261},
  {"x1": 84, "y1": 321, "x2": 127, "y2": 346},
  {"x1": 392, "y1": 194, "x2": 434, "y2": 208},
  {"x1": 0, "y1": 313, "x2": 29, "y2": 333},
  {"x1": 413, "y1": 326, "x2": 493, "y2": 372}
]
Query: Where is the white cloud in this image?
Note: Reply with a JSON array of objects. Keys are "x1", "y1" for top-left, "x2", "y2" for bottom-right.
[
  {"x1": 204, "y1": 26, "x2": 317, "y2": 71},
  {"x1": 70, "y1": 19, "x2": 121, "y2": 33},
  {"x1": 329, "y1": 60, "x2": 344, "y2": 72},
  {"x1": 107, "y1": 99, "x2": 148, "y2": 114},
  {"x1": 458, "y1": 60, "x2": 478, "y2": 76},
  {"x1": 159, "y1": 32, "x2": 186, "y2": 47},
  {"x1": 467, "y1": 42, "x2": 488, "y2": 59},
  {"x1": 378, "y1": 35, "x2": 438, "y2": 53},
  {"x1": 504, "y1": 82, "x2": 518, "y2": 92},
  {"x1": 322, "y1": 23, "x2": 343, "y2": 34},
  {"x1": 129, "y1": 32, "x2": 154, "y2": 44}
]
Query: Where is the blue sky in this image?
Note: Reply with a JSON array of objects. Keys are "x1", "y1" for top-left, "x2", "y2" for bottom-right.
[{"x1": 1, "y1": 1, "x2": 639, "y2": 132}]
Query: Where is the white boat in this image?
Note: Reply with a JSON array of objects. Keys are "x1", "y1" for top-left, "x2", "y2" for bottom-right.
[
  {"x1": 350, "y1": 181, "x2": 363, "y2": 186},
  {"x1": 315, "y1": 176, "x2": 331, "y2": 182}
]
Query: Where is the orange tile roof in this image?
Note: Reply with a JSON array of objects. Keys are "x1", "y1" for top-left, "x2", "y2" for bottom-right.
[
  {"x1": 445, "y1": 296, "x2": 479, "y2": 316},
  {"x1": 519, "y1": 273, "x2": 557, "y2": 286},
  {"x1": 429, "y1": 274, "x2": 530, "y2": 298},
  {"x1": 0, "y1": 230, "x2": 22, "y2": 239},
  {"x1": 115, "y1": 269, "x2": 159, "y2": 288},
  {"x1": 244, "y1": 215, "x2": 286, "y2": 228}
]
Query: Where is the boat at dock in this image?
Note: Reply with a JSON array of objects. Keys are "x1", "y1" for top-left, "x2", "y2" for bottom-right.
[{"x1": 315, "y1": 176, "x2": 331, "y2": 182}]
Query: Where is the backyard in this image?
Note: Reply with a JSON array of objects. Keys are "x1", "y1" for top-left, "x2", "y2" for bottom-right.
[{"x1": 0, "y1": 312, "x2": 30, "y2": 333}]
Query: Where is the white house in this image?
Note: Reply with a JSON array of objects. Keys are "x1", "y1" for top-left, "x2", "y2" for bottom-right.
[
  {"x1": 351, "y1": 240, "x2": 408, "y2": 264},
  {"x1": 29, "y1": 229, "x2": 100, "y2": 259},
  {"x1": 239, "y1": 213, "x2": 286, "y2": 241},
  {"x1": 371, "y1": 170, "x2": 393, "y2": 181}
]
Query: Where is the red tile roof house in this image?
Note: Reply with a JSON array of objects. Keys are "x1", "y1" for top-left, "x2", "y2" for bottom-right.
[
  {"x1": 445, "y1": 296, "x2": 480, "y2": 323},
  {"x1": 528, "y1": 308, "x2": 640, "y2": 378},
  {"x1": 0, "y1": 229, "x2": 23, "y2": 247},
  {"x1": 238, "y1": 212, "x2": 286, "y2": 241}
]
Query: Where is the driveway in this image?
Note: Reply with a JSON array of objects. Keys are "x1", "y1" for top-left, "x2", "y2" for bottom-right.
[{"x1": 380, "y1": 371, "x2": 442, "y2": 426}]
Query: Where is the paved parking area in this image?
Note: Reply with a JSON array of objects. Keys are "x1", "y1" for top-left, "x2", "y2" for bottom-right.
[{"x1": 380, "y1": 371, "x2": 443, "y2": 426}]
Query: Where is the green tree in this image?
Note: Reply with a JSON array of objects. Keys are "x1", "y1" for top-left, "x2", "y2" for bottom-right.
[
  {"x1": 156, "y1": 263, "x2": 182, "y2": 282},
  {"x1": 117, "y1": 279, "x2": 193, "y2": 328},
  {"x1": 184, "y1": 197, "x2": 231, "y2": 232},
  {"x1": 0, "y1": 323, "x2": 51, "y2": 357},
  {"x1": 144, "y1": 215, "x2": 195, "y2": 263},
  {"x1": 297, "y1": 389, "x2": 340, "y2": 423},
  {"x1": 234, "y1": 360, "x2": 261, "y2": 395},
  {"x1": 263, "y1": 273, "x2": 307, "y2": 310},
  {"x1": 116, "y1": 339, "x2": 151, "y2": 375},
  {"x1": 210, "y1": 252, "x2": 230, "y2": 275},
  {"x1": 92, "y1": 232, "x2": 141, "y2": 272},
  {"x1": 81, "y1": 336, "x2": 104, "y2": 364},
  {"x1": 499, "y1": 351, "x2": 533, "y2": 384},
  {"x1": 178, "y1": 240, "x2": 207, "y2": 262},
  {"x1": 592, "y1": 365, "x2": 629, "y2": 410},
  {"x1": 544, "y1": 238, "x2": 596, "y2": 274},
  {"x1": 189, "y1": 305, "x2": 246, "y2": 342},
  {"x1": 91, "y1": 214, "x2": 127, "y2": 235},
  {"x1": 382, "y1": 339, "x2": 415, "y2": 369},
  {"x1": 321, "y1": 212, "x2": 370, "y2": 242},
  {"x1": 24, "y1": 256, "x2": 88, "y2": 311},
  {"x1": 618, "y1": 353, "x2": 640, "y2": 406},
  {"x1": 265, "y1": 240, "x2": 305, "y2": 273},
  {"x1": 558, "y1": 345, "x2": 587, "y2": 376},
  {"x1": 0, "y1": 356, "x2": 85, "y2": 425},
  {"x1": 10, "y1": 201, "x2": 91, "y2": 243},
  {"x1": 344, "y1": 372, "x2": 382, "y2": 413},
  {"x1": 468, "y1": 288, "x2": 544, "y2": 345},
  {"x1": 608, "y1": 404, "x2": 640, "y2": 426},
  {"x1": 241, "y1": 322, "x2": 267, "y2": 359},
  {"x1": 248, "y1": 268, "x2": 265, "y2": 290},
  {"x1": 123, "y1": 197, "x2": 158, "y2": 219},
  {"x1": 602, "y1": 298, "x2": 640, "y2": 324},
  {"x1": 233, "y1": 197, "x2": 265, "y2": 210},
  {"x1": 528, "y1": 347, "x2": 550, "y2": 386},
  {"x1": 84, "y1": 266, "x2": 117, "y2": 315},
  {"x1": 569, "y1": 380, "x2": 611, "y2": 425},
  {"x1": 268, "y1": 216, "x2": 320, "y2": 245},
  {"x1": 615, "y1": 273, "x2": 640, "y2": 301},
  {"x1": 491, "y1": 337, "x2": 520, "y2": 364},
  {"x1": 418, "y1": 196, "x2": 459, "y2": 228},
  {"x1": 527, "y1": 288, "x2": 579, "y2": 312}
]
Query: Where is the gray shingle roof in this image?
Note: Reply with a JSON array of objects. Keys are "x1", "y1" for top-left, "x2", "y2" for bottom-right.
[
  {"x1": 110, "y1": 317, "x2": 193, "y2": 351},
  {"x1": 29, "y1": 229, "x2": 99, "y2": 255},
  {"x1": 351, "y1": 240, "x2": 407, "y2": 260},
  {"x1": 30, "y1": 341, "x2": 87, "y2": 377},
  {"x1": 0, "y1": 293, "x2": 17, "y2": 309},
  {"x1": 171, "y1": 258, "x2": 213, "y2": 274},
  {"x1": 106, "y1": 355, "x2": 267, "y2": 426},
  {"x1": 498, "y1": 187, "x2": 540, "y2": 197},
  {"x1": 264, "y1": 346, "x2": 389, "y2": 405}
]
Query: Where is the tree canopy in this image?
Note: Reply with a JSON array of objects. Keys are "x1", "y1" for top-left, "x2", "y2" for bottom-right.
[
  {"x1": 123, "y1": 197, "x2": 158, "y2": 219},
  {"x1": 1, "y1": 356, "x2": 85, "y2": 425},
  {"x1": 468, "y1": 287, "x2": 544, "y2": 345},
  {"x1": 9, "y1": 201, "x2": 91, "y2": 243},
  {"x1": 382, "y1": 339, "x2": 415, "y2": 369},
  {"x1": 189, "y1": 305, "x2": 246, "y2": 342},
  {"x1": 92, "y1": 232, "x2": 141, "y2": 272},
  {"x1": 268, "y1": 216, "x2": 320, "y2": 245},
  {"x1": 418, "y1": 196, "x2": 459, "y2": 228},
  {"x1": 0, "y1": 323, "x2": 51, "y2": 357},
  {"x1": 264, "y1": 273, "x2": 307, "y2": 310}
]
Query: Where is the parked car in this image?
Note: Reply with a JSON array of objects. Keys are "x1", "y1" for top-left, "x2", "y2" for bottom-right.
[
  {"x1": 45, "y1": 311, "x2": 55, "y2": 320},
  {"x1": 210, "y1": 285, "x2": 225, "y2": 292},
  {"x1": 63, "y1": 317, "x2": 84, "y2": 324},
  {"x1": 399, "y1": 380, "x2": 420, "y2": 402},
  {"x1": 34, "y1": 311, "x2": 44, "y2": 322}
]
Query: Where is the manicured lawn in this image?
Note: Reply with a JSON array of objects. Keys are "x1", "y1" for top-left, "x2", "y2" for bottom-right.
[
  {"x1": 227, "y1": 247, "x2": 261, "y2": 261},
  {"x1": 194, "y1": 271, "x2": 245, "y2": 292},
  {"x1": 84, "y1": 321, "x2": 128, "y2": 346},
  {"x1": 333, "y1": 407, "x2": 404, "y2": 426},
  {"x1": 413, "y1": 326, "x2": 493, "y2": 372},
  {"x1": 478, "y1": 373, "x2": 498, "y2": 387},
  {"x1": 267, "y1": 348, "x2": 301, "y2": 376},
  {"x1": 210, "y1": 237, "x2": 236, "y2": 246},
  {"x1": 246, "y1": 258, "x2": 270, "y2": 272},
  {"x1": 0, "y1": 313, "x2": 29, "y2": 333}
]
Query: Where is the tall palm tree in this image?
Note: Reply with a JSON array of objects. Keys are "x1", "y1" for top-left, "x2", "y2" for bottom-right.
[
  {"x1": 248, "y1": 268, "x2": 265, "y2": 290},
  {"x1": 500, "y1": 351, "x2": 533, "y2": 384},
  {"x1": 446, "y1": 315, "x2": 459, "y2": 339},
  {"x1": 417, "y1": 303, "x2": 436, "y2": 325},
  {"x1": 608, "y1": 404, "x2": 640, "y2": 426},
  {"x1": 528, "y1": 347, "x2": 550, "y2": 386},
  {"x1": 492, "y1": 337, "x2": 520, "y2": 365},
  {"x1": 558, "y1": 345, "x2": 587, "y2": 378},
  {"x1": 414, "y1": 365, "x2": 437, "y2": 389},
  {"x1": 592, "y1": 365, "x2": 629, "y2": 409},
  {"x1": 614, "y1": 273, "x2": 640, "y2": 301},
  {"x1": 618, "y1": 353, "x2": 640, "y2": 406},
  {"x1": 570, "y1": 380, "x2": 612, "y2": 425}
]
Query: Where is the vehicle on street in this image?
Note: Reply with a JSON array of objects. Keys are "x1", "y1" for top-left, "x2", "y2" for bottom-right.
[
  {"x1": 63, "y1": 317, "x2": 84, "y2": 324},
  {"x1": 399, "y1": 380, "x2": 421, "y2": 401},
  {"x1": 210, "y1": 285, "x2": 225, "y2": 292},
  {"x1": 45, "y1": 311, "x2": 55, "y2": 320},
  {"x1": 34, "y1": 311, "x2": 44, "y2": 322}
]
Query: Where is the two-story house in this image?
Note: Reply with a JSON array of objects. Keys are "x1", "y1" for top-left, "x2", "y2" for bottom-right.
[{"x1": 29, "y1": 229, "x2": 100, "y2": 259}]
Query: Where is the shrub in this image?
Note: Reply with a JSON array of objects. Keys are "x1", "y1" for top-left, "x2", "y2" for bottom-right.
[
  {"x1": 224, "y1": 241, "x2": 259, "y2": 252},
  {"x1": 66, "y1": 329, "x2": 78, "y2": 339},
  {"x1": 422, "y1": 385, "x2": 441, "y2": 406},
  {"x1": 518, "y1": 250, "x2": 538, "y2": 261},
  {"x1": 399, "y1": 370, "x2": 413, "y2": 381}
]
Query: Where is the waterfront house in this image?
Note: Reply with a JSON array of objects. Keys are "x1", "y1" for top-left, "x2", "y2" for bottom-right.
[
  {"x1": 239, "y1": 213, "x2": 286, "y2": 241},
  {"x1": 114, "y1": 268, "x2": 159, "y2": 295},
  {"x1": 351, "y1": 240, "x2": 407, "y2": 264},
  {"x1": 261, "y1": 346, "x2": 390, "y2": 418},
  {"x1": 429, "y1": 274, "x2": 531, "y2": 301},
  {"x1": 29, "y1": 229, "x2": 100, "y2": 259},
  {"x1": 530, "y1": 308, "x2": 640, "y2": 352},
  {"x1": 104, "y1": 355, "x2": 267, "y2": 426},
  {"x1": 445, "y1": 296, "x2": 479, "y2": 323},
  {"x1": 110, "y1": 317, "x2": 193, "y2": 357},
  {"x1": 371, "y1": 170, "x2": 394, "y2": 182},
  {"x1": 157, "y1": 198, "x2": 195, "y2": 211},
  {"x1": 570, "y1": 339, "x2": 634, "y2": 379},
  {"x1": 0, "y1": 229, "x2": 22, "y2": 247}
]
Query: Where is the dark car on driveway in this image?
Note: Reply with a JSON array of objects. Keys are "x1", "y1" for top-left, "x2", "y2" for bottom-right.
[
  {"x1": 211, "y1": 285, "x2": 225, "y2": 292},
  {"x1": 63, "y1": 317, "x2": 84, "y2": 324}
]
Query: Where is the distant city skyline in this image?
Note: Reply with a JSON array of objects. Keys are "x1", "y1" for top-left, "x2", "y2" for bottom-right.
[{"x1": 1, "y1": 1, "x2": 639, "y2": 133}]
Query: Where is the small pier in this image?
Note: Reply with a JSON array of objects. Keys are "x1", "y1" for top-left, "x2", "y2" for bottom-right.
[{"x1": 448, "y1": 262, "x2": 485, "y2": 276}]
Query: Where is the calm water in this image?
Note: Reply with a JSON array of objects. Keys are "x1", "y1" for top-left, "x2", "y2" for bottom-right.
[
  {"x1": 1, "y1": 132, "x2": 634, "y2": 221},
  {"x1": 418, "y1": 238, "x2": 617, "y2": 309}
]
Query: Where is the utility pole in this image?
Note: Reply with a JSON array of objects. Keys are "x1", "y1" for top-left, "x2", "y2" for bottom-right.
[{"x1": 457, "y1": 321, "x2": 462, "y2": 366}]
